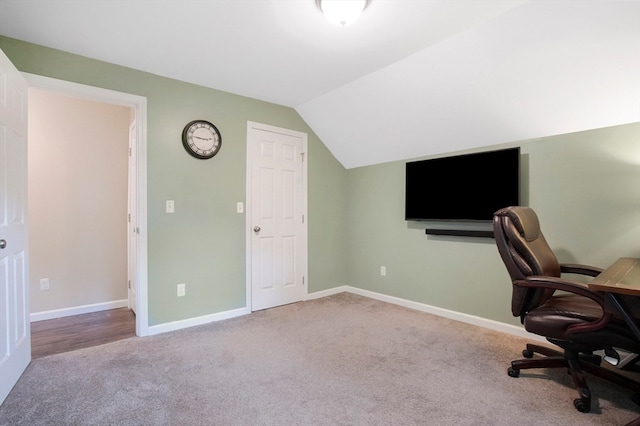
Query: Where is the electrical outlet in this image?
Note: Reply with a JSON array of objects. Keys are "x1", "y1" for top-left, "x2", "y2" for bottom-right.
[
  {"x1": 40, "y1": 278, "x2": 50, "y2": 291},
  {"x1": 237, "y1": 202, "x2": 244, "y2": 213},
  {"x1": 380, "y1": 266, "x2": 387, "y2": 277},
  {"x1": 177, "y1": 283, "x2": 185, "y2": 297}
]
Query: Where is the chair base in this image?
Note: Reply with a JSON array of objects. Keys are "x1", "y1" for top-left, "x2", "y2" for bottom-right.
[{"x1": 508, "y1": 343, "x2": 640, "y2": 413}]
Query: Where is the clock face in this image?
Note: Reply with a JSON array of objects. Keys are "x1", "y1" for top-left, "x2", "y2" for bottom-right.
[{"x1": 182, "y1": 120, "x2": 222, "y2": 159}]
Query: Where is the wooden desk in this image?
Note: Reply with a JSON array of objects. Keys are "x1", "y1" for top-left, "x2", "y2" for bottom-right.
[
  {"x1": 590, "y1": 258, "x2": 640, "y2": 296},
  {"x1": 589, "y1": 257, "x2": 640, "y2": 340},
  {"x1": 588, "y1": 258, "x2": 640, "y2": 426}
]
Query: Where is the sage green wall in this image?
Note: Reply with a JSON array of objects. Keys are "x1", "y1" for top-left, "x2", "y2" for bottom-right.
[
  {"x1": 3, "y1": 35, "x2": 638, "y2": 331},
  {"x1": 0, "y1": 36, "x2": 348, "y2": 326},
  {"x1": 346, "y1": 123, "x2": 640, "y2": 326}
]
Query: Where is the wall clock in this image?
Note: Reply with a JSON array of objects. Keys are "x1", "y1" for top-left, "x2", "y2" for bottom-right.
[{"x1": 181, "y1": 120, "x2": 222, "y2": 159}]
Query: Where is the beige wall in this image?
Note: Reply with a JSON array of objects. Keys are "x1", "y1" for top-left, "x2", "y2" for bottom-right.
[{"x1": 28, "y1": 88, "x2": 131, "y2": 314}]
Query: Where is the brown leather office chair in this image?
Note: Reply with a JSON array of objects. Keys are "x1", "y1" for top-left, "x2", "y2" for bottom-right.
[{"x1": 493, "y1": 206, "x2": 640, "y2": 412}]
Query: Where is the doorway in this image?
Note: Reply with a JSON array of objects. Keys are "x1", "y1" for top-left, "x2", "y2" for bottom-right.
[{"x1": 24, "y1": 73, "x2": 149, "y2": 337}]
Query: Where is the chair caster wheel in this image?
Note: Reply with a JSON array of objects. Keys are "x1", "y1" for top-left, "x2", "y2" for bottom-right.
[
  {"x1": 573, "y1": 398, "x2": 590, "y2": 413},
  {"x1": 508, "y1": 367, "x2": 520, "y2": 378},
  {"x1": 522, "y1": 349, "x2": 534, "y2": 358}
]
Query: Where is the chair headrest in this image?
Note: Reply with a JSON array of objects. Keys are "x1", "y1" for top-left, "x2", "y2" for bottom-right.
[{"x1": 496, "y1": 206, "x2": 541, "y2": 242}]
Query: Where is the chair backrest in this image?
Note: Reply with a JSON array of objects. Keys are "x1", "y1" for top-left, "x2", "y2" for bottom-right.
[{"x1": 493, "y1": 206, "x2": 560, "y2": 318}]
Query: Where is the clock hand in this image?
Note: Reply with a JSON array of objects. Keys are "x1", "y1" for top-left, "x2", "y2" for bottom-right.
[{"x1": 194, "y1": 136, "x2": 213, "y2": 141}]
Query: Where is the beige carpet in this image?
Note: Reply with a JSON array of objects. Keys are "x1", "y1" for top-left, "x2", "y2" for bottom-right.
[{"x1": 1, "y1": 292, "x2": 638, "y2": 425}]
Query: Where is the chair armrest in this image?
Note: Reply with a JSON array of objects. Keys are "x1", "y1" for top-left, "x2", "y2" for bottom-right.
[
  {"x1": 515, "y1": 275, "x2": 611, "y2": 335},
  {"x1": 560, "y1": 263, "x2": 603, "y2": 277},
  {"x1": 518, "y1": 275, "x2": 604, "y2": 303}
]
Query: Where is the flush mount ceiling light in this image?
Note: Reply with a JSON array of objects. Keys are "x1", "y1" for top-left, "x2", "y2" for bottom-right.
[{"x1": 316, "y1": 0, "x2": 371, "y2": 26}]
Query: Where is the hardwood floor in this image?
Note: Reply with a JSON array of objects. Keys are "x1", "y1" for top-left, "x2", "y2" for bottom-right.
[{"x1": 31, "y1": 308, "x2": 136, "y2": 359}]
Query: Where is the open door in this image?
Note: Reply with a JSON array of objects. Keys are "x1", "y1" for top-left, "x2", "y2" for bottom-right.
[
  {"x1": 128, "y1": 120, "x2": 137, "y2": 314},
  {"x1": 0, "y1": 48, "x2": 31, "y2": 405}
]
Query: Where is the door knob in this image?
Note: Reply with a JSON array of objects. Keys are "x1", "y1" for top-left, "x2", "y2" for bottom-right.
[
  {"x1": 253, "y1": 226, "x2": 261, "y2": 233},
  {"x1": 0, "y1": 239, "x2": 6, "y2": 249}
]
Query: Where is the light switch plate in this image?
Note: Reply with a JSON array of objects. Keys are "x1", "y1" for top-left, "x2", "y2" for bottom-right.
[{"x1": 166, "y1": 200, "x2": 175, "y2": 213}]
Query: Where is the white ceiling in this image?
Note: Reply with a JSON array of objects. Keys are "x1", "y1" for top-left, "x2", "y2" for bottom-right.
[{"x1": 1, "y1": 0, "x2": 639, "y2": 168}]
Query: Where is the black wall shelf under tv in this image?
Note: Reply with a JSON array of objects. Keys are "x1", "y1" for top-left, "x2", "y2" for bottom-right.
[{"x1": 425, "y1": 228, "x2": 494, "y2": 238}]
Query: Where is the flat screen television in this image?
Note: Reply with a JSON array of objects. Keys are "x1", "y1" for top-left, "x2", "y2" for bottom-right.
[{"x1": 405, "y1": 147, "x2": 520, "y2": 222}]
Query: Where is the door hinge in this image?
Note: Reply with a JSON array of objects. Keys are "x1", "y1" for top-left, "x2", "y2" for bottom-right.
[
  {"x1": 128, "y1": 280, "x2": 131, "y2": 289},
  {"x1": 302, "y1": 214, "x2": 305, "y2": 224},
  {"x1": 301, "y1": 152, "x2": 305, "y2": 162},
  {"x1": 128, "y1": 213, "x2": 131, "y2": 222},
  {"x1": 302, "y1": 276, "x2": 305, "y2": 285}
]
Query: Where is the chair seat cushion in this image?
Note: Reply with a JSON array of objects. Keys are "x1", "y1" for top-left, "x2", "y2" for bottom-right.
[
  {"x1": 525, "y1": 294, "x2": 601, "y2": 338},
  {"x1": 524, "y1": 293, "x2": 640, "y2": 352}
]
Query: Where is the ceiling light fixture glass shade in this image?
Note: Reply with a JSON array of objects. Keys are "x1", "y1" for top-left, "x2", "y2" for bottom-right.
[{"x1": 316, "y1": 0, "x2": 371, "y2": 26}]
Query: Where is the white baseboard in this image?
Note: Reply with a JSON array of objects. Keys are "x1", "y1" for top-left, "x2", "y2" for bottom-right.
[
  {"x1": 305, "y1": 285, "x2": 349, "y2": 301},
  {"x1": 307, "y1": 286, "x2": 546, "y2": 343},
  {"x1": 145, "y1": 288, "x2": 346, "y2": 337},
  {"x1": 31, "y1": 299, "x2": 129, "y2": 322},
  {"x1": 139, "y1": 285, "x2": 545, "y2": 344},
  {"x1": 146, "y1": 307, "x2": 251, "y2": 336}
]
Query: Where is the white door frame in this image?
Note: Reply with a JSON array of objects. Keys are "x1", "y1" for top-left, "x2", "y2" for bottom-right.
[
  {"x1": 245, "y1": 121, "x2": 308, "y2": 311},
  {"x1": 23, "y1": 73, "x2": 149, "y2": 337}
]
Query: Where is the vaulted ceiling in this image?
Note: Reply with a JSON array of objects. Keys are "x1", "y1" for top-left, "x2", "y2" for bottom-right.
[{"x1": 1, "y1": 0, "x2": 638, "y2": 168}]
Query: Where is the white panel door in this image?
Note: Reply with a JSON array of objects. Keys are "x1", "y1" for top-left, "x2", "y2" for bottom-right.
[
  {"x1": 0, "y1": 48, "x2": 30, "y2": 405},
  {"x1": 248, "y1": 122, "x2": 307, "y2": 311}
]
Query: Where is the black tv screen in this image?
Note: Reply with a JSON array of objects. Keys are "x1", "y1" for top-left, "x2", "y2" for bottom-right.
[{"x1": 405, "y1": 147, "x2": 520, "y2": 222}]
